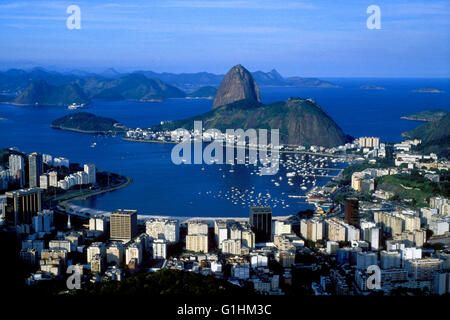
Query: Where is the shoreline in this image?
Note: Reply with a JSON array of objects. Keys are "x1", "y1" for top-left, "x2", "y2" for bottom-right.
[
  {"x1": 62, "y1": 202, "x2": 296, "y2": 225},
  {"x1": 57, "y1": 174, "x2": 133, "y2": 210},
  {"x1": 122, "y1": 137, "x2": 340, "y2": 157},
  {"x1": 400, "y1": 116, "x2": 429, "y2": 122},
  {"x1": 51, "y1": 125, "x2": 125, "y2": 135}
]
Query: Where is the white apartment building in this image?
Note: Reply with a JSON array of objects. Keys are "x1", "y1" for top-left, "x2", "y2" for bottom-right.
[
  {"x1": 222, "y1": 239, "x2": 241, "y2": 256},
  {"x1": 84, "y1": 163, "x2": 96, "y2": 184},
  {"x1": 152, "y1": 239, "x2": 167, "y2": 259},
  {"x1": 126, "y1": 243, "x2": 142, "y2": 265}
]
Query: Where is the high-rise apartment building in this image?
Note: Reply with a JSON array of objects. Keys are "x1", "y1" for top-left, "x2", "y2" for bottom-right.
[
  {"x1": 28, "y1": 152, "x2": 43, "y2": 188},
  {"x1": 187, "y1": 221, "x2": 208, "y2": 235},
  {"x1": 222, "y1": 239, "x2": 241, "y2": 255},
  {"x1": 39, "y1": 174, "x2": 49, "y2": 189},
  {"x1": 84, "y1": 163, "x2": 96, "y2": 184},
  {"x1": 48, "y1": 171, "x2": 58, "y2": 187},
  {"x1": 249, "y1": 206, "x2": 272, "y2": 243},
  {"x1": 125, "y1": 243, "x2": 142, "y2": 265},
  {"x1": 3, "y1": 188, "x2": 42, "y2": 226},
  {"x1": 380, "y1": 250, "x2": 402, "y2": 269},
  {"x1": 152, "y1": 239, "x2": 168, "y2": 259},
  {"x1": 214, "y1": 220, "x2": 228, "y2": 249},
  {"x1": 110, "y1": 209, "x2": 138, "y2": 241},
  {"x1": 146, "y1": 218, "x2": 179, "y2": 243},
  {"x1": 186, "y1": 234, "x2": 208, "y2": 253},
  {"x1": 87, "y1": 242, "x2": 106, "y2": 263},
  {"x1": 9, "y1": 154, "x2": 25, "y2": 187},
  {"x1": 273, "y1": 220, "x2": 292, "y2": 235},
  {"x1": 359, "y1": 137, "x2": 380, "y2": 148},
  {"x1": 106, "y1": 242, "x2": 124, "y2": 265},
  {"x1": 241, "y1": 229, "x2": 255, "y2": 250},
  {"x1": 345, "y1": 198, "x2": 359, "y2": 228},
  {"x1": 326, "y1": 219, "x2": 347, "y2": 242},
  {"x1": 406, "y1": 258, "x2": 443, "y2": 281},
  {"x1": 374, "y1": 212, "x2": 405, "y2": 236}
]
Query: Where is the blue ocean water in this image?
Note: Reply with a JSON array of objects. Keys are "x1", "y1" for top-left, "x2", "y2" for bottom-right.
[{"x1": 0, "y1": 78, "x2": 449, "y2": 217}]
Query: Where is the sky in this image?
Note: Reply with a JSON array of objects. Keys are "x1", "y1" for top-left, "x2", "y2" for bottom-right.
[{"x1": 0, "y1": 0, "x2": 449, "y2": 77}]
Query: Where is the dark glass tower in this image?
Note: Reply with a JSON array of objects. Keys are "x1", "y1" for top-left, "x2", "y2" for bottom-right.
[
  {"x1": 249, "y1": 206, "x2": 272, "y2": 243},
  {"x1": 28, "y1": 152, "x2": 43, "y2": 188},
  {"x1": 345, "y1": 198, "x2": 360, "y2": 228}
]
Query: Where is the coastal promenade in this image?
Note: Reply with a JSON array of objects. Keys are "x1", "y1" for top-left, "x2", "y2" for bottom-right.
[
  {"x1": 122, "y1": 137, "x2": 346, "y2": 158},
  {"x1": 56, "y1": 174, "x2": 133, "y2": 212}
]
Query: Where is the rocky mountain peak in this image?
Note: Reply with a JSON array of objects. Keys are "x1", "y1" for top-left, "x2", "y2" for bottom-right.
[{"x1": 212, "y1": 64, "x2": 261, "y2": 109}]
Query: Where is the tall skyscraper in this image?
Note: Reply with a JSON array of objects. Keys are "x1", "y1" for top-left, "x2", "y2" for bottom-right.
[
  {"x1": 3, "y1": 188, "x2": 42, "y2": 226},
  {"x1": 84, "y1": 163, "x2": 96, "y2": 184},
  {"x1": 28, "y1": 152, "x2": 43, "y2": 188},
  {"x1": 110, "y1": 209, "x2": 138, "y2": 241},
  {"x1": 49, "y1": 171, "x2": 58, "y2": 187},
  {"x1": 9, "y1": 154, "x2": 25, "y2": 187},
  {"x1": 345, "y1": 198, "x2": 360, "y2": 228},
  {"x1": 250, "y1": 206, "x2": 272, "y2": 243}
]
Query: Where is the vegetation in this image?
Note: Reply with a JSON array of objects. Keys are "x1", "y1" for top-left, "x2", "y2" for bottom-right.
[
  {"x1": 51, "y1": 112, "x2": 126, "y2": 133},
  {"x1": 403, "y1": 113, "x2": 450, "y2": 158},
  {"x1": 91, "y1": 73, "x2": 186, "y2": 101},
  {"x1": 401, "y1": 109, "x2": 448, "y2": 122},
  {"x1": 376, "y1": 170, "x2": 449, "y2": 206},
  {"x1": 413, "y1": 135, "x2": 450, "y2": 159},
  {"x1": 13, "y1": 80, "x2": 90, "y2": 106},
  {"x1": 154, "y1": 97, "x2": 349, "y2": 147},
  {"x1": 73, "y1": 269, "x2": 254, "y2": 296},
  {"x1": 187, "y1": 86, "x2": 217, "y2": 98},
  {"x1": 0, "y1": 229, "x2": 30, "y2": 295},
  {"x1": 341, "y1": 145, "x2": 394, "y2": 185}
]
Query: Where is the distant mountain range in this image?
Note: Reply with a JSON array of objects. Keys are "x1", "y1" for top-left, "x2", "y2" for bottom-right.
[
  {"x1": 136, "y1": 68, "x2": 338, "y2": 90},
  {"x1": 0, "y1": 67, "x2": 338, "y2": 106},
  {"x1": 154, "y1": 65, "x2": 348, "y2": 147},
  {"x1": 87, "y1": 73, "x2": 185, "y2": 102}
]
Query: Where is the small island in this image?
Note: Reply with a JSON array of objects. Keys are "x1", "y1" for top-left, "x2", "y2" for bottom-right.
[
  {"x1": 412, "y1": 87, "x2": 444, "y2": 93},
  {"x1": 360, "y1": 84, "x2": 385, "y2": 90},
  {"x1": 401, "y1": 109, "x2": 448, "y2": 122},
  {"x1": 51, "y1": 112, "x2": 127, "y2": 134}
]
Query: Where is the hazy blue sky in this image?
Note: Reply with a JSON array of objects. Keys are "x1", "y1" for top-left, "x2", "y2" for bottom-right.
[{"x1": 0, "y1": 0, "x2": 449, "y2": 77}]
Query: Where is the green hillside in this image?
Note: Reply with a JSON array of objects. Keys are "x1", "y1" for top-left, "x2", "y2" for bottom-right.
[
  {"x1": 51, "y1": 112, "x2": 126, "y2": 133},
  {"x1": 154, "y1": 97, "x2": 348, "y2": 147}
]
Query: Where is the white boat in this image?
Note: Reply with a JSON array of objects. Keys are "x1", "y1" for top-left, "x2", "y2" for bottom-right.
[
  {"x1": 68, "y1": 102, "x2": 84, "y2": 110},
  {"x1": 286, "y1": 172, "x2": 296, "y2": 177}
]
